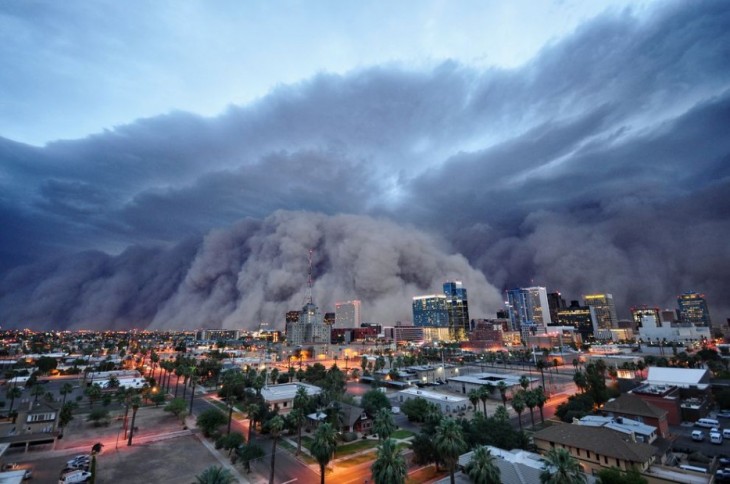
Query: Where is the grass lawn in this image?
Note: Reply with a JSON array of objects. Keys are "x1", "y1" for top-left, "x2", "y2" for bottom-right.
[
  {"x1": 392, "y1": 429, "x2": 414, "y2": 439},
  {"x1": 335, "y1": 438, "x2": 380, "y2": 457},
  {"x1": 406, "y1": 465, "x2": 447, "y2": 484},
  {"x1": 279, "y1": 439, "x2": 317, "y2": 465},
  {"x1": 336, "y1": 449, "x2": 377, "y2": 468}
]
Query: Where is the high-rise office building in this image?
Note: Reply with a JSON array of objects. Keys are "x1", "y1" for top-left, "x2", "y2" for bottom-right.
[
  {"x1": 412, "y1": 295, "x2": 449, "y2": 327},
  {"x1": 553, "y1": 300, "x2": 596, "y2": 341},
  {"x1": 583, "y1": 293, "x2": 618, "y2": 330},
  {"x1": 631, "y1": 305, "x2": 661, "y2": 330},
  {"x1": 285, "y1": 250, "x2": 330, "y2": 345},
  {"x1": 547, "y1": 292, "x2": 566, "y2": 326},
  {"x1": 443, "y1": 281, "x2": 469, "y2": 341},
  {"x1": 506, "y1": 286, "x2": 552, "y2": 337},
  {"x1": 677, "y1": 292, "x2": 712, "y2": 327},
  {"x1": 335, "y1": 300, "x2": 362, "y2": 328}
]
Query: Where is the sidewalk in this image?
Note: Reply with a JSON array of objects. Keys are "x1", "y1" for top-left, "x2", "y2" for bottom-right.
[{"x1": 186, "y1": 414, "x2": 253, "y2": 484}]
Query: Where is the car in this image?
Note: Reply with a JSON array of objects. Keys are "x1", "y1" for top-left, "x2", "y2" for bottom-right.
[
  {"x1": 719, "y1": 410, "x2": 730, "y2": 418},
  {"x1": 66, "y1": 455, "x2": 90, "y2": 466},
  {"x1": 58, "y1": 469, "x2": 92, "y2": 483},
  {"x1": 391, "y1": 406, "x2": 400, "y2": 414},
  {"x1": 719, "y1": 456, "x2": 730, "y2": 466},
  {"x1": 692, "y1": 430, "x2": 705, "y2": 441}
]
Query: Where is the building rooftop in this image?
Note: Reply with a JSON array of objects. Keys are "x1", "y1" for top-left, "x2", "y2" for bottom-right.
[
  {"x1": 260, "y1": 382, "x2": 321, "y2": 402},
  {"x1": 533, "y1": 424, "x2": 656, "y2": 463},
  {"x1": 457, "y1": 446, "x2": 546, "y2": 484},
  {"x1": 577, "y1": 415, "x2": 657, "y2": 439},
  {"x1": 447, "y1": 372, "x2": 536, "y2": 388},
  {"x1": 398, "y1": 388, "x2": 467, "y2": 403},
  {"x1": 646, "y1": 367, "x2": 710, "y2": 390},
  {"x1": 604, "y1": 393, "x2": 669, "y2": 419}
]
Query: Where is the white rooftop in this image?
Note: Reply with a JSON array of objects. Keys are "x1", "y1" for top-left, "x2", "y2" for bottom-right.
[
  {"x1": 399, "y1": 387, "x2": 467, "y2": 403},
  {"x1": 577, "y1": 415, "x2": 657, "y2": 437},
  {"x1": 646, "y1": 367, "x2": 709, "y2": 389},
  {"x1": 447, "y1": 372, "x2": 536, "y2": 387},
  {"x1": 260, "y1": 382, "x2": 321, "y2": 402}
]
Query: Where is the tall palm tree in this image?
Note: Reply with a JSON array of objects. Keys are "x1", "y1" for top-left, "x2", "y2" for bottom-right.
[
  {"x1": 373, "y1": 407, "x2": 396, "y2": 441},
  {"x1": 246, "y1": 403, "x2": 259, "y2": 443},
  {"x1": 311, "y1": 422, "x2": 337, "y2": 484},
  {"x1": 511, "y1": 392, "x2": 525, "y2": 432},
  {"x1": 540, "y1": 448, "x2": 587, "y2": 484},
  {"x1": 496, "y1": 381, "x2": 508, "y2": 408},
  {"x1": 372, "y1": 438, "x2": 407, "y2": 484},
  {"x1": 524, "y1": 390, "x2": 537, "y2": 428},
  {"x1": 519, "y1": 375, "x2": 530, "y2": 391},
  {"x1": 293, "y1": 386, "x2": 310, "y2": 454},
  {"x1": 535, "y1": 387, "x2": 547, "y2": 424},
  {"x1": 573, "y1": 371, "x2": 587, "y2": 394},
  {"x1": 195, "y1": 465, "x2": 234, "y2": 484},
  {"x1": 536, "y1": 360, "x2": 547, "y2": 389},
  {"x1": 127, "y1": 395, "x2": 142, "y2": 446},
  {"x1": 31, "y1": 384, "x2": 44, "y2": 405},
  {"x1": 434, "y1": 417, "x2": 467, "y2": 484},
  {"x1": 60, "y1": 382, "x2": 74, "y2": 406},
  {"x1": 6, "y1": 386, "x2": 21, "y2": 415},
  {"x1": 479, "y1": 384, "x2": 493, "y2": 416},
  {"x1": 468, "y1": 389, "x2": 480, "y2": 412},
  {"x1": 464, "y1": 446, "x2": 501, "y2": 484},
  {"x1": 268, "y1": 416, "x2": 284, "y2": 484}
]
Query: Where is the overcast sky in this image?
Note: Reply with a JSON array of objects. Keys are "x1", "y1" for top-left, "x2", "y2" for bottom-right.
[{"x1": 1, "y1": 0, "x2": 729, "y2": 330}]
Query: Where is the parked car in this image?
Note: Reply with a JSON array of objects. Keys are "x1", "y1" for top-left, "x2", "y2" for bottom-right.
[
  {"x1": 718, "y1": 410, "x2": 730, "y2": 418},
  {"x1": 58, "y1": 469, "x2": 91, "y2": 483},
  {"x1": 692, "y1": 430, "x2": 705, "y2": 441}
]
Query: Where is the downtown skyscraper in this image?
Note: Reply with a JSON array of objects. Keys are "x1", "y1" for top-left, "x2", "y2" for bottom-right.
[
  {"x1": 506, "y1": 286, "x2": 552, "y2": 338},
  {"x1": 443, "y1": 281, "x2": 469, "y2": 341},
  {"x1": 583, "y1": 293, "x2": 618, "y2": 330},
  {"x1": 677, "y1": 292, "x2": 712, "y2": 327}
]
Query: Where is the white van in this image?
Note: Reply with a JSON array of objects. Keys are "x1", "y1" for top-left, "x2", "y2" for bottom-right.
[
  {"x1": 692, "y1": 430, "x2": 705, "y2": 441},
  {"x1": 696, "y1": 418, "x2": 720, "y2": 428},
  {"x1": 722, "y1": 428, "x2": 730, "y2": 439},
  {"x1": 711, "y1": 431, "x2": 723, "y2": 444},
  {"x1": 58, "y1": 470, "x2": 92, "y2": 483}
]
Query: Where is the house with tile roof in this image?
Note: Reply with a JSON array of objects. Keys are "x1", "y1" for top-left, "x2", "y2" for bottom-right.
[{"x1": 533, "y1": 423, "x2": 657, "y2": 475}]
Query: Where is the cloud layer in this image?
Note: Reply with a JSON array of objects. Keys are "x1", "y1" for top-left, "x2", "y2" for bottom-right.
[{"x1": 0, "y1": 1, "x2": 729, "y2": 328}]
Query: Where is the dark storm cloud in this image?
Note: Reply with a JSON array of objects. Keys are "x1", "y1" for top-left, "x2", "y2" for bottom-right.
[{"x1": 0, "y1": 1, "x2": 729, "y2": 327}]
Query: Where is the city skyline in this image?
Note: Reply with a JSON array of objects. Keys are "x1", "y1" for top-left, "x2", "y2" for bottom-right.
[{"x1": 1, "y1": 1, "x2": 729, "y2": 330}]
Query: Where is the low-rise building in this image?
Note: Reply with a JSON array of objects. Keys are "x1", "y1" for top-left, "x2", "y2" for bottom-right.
[
  {"x1": 395, "y1": 388, "x2": 468, "y2": 415},
  {"x1": 446, "y1": 372, "x2": 537, "y2": 397},
  {"x1": 533, "y1": 424, "x2": 656, "y2": 474},
  {"x1": 576, "y1": 415, "x2": 658, "y2": 444},
  {"x1": 260, "y1": 382, "x2": 321, "y2": 414},
  {"x1": 602, "y1": 393, "x2": 671, "y2": 438}
]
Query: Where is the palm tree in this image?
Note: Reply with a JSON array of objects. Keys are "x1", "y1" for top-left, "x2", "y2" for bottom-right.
[
  {"x1": 268, "y1": 415, "x2": 284, "y2": 484},
  {"x1": 195, "y1": 465, "x2": 235, "y2": 484},
  {"x1": 60, "y1": 382, "x2": 74, "y2": 406},
  {"x1": 468, "y1": 389, "x2": 480, "y2": 412},
  {"x1": 496, "y1": 381, "x2": 508, "y2": 408},
  {"x1": 536, "y1": 360, "x2": 547, "y2": 389},
  {"x1": 6, "y1": 386, "x2": 21, "y2": 415},
  {"x1": 524, "y1": 390, "x2": 537, "y2": 428},
  {"x1": 573, "y1": 371, "x2": 587, "y2": 394},
  {"x1": 31, "y1": 384, "x2": 44, "y2": 404},
  {"x1": 127, "y1": 395, "x2": 142, "y2": 446},
  {"x1": 479, "y1": 384, "x2": 493, "y2": 416},
  {"x1": 535, "y1": 387, "x2": 547, "y2": 424},
  {"x1": 311, "y1": 422, "x2": 337, "y2": 484},
  {"x1": 246, "y1": 403, "x2": 259, "y2": 443},
  {"x1": 371, "y1": 438, "x2": 407, "y2": 484},
  {"x1": 434, "y1": 418, "x2": 467, "y2": 484},
  {"x1": 464, "y1": 446, "x2": 501, "y2": 484},
  {"x1": 519, "y1": 375, "x2": 530, "y2": 390},
  {"x1": 540, "y1": 448, "x2": 587, "y2": 484},
  {"x1": 373, "y1": 407, "x2": 396, "y2": 441},
  {"x1": 511, "y1": 392, "x2": 525, "y2": 432},
  {"x1": 293, "y1": 386, "x2": 310, "y2": 454}
]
